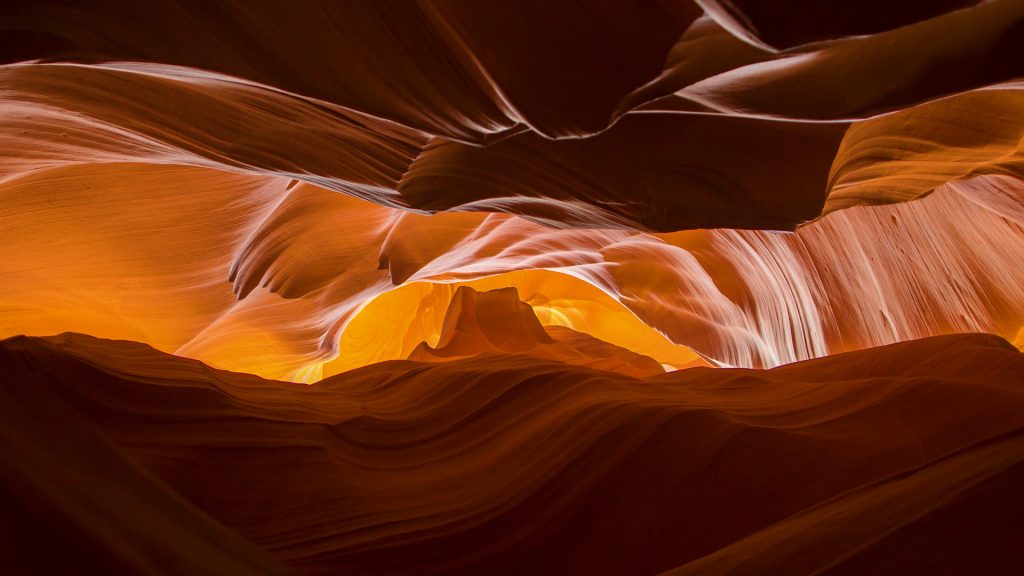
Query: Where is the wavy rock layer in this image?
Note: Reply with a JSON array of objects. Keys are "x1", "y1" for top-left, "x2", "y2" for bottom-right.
[
  {"x1": 2, "y1": 1, "x2": 1024, "y2": 230},
  {"x1": 3, "y1": 164, "x2": 1022, "y2": 379},
  {"x1": 2, "y1": 333, "x2": 1023, "y2": 575},
  {"x1": 3, "y1": 1, "x2": 1024, "y2": 377}
]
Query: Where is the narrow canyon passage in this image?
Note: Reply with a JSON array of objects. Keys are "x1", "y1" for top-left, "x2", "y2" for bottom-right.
[{"x1": 2, "y1": 1, "x2": 1023, "y2": 574}]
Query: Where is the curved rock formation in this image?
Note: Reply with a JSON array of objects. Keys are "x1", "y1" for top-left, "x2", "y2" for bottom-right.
[
  {"x1": 3, "y1": 333, "x2": 1022, "y2": 574},
  {"x1": 406, "y1": 286, "x2": 669, "y2": 377},
  {"x1": 3, "y1": 166, "x2": 1022, "y2": 379},
  {"x1": 696, "y1": 0, "x2": 983, "y2": 49},
  {"x1": 2, "y1": 1, "x2": 1023, "y2": 230},
  {"x1": 3, "y1": 3, "x2": 1024, "y2": 572}
]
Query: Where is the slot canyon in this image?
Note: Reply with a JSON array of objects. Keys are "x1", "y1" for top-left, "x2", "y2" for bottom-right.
[{"x1": 2, "y1": 1, "x2": 1023, "y2": 574}]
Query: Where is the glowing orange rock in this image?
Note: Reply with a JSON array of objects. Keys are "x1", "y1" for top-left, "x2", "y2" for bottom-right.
[{"x1": 407, "y1": 286, "x2": 669, "y2": 377}]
